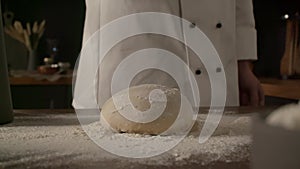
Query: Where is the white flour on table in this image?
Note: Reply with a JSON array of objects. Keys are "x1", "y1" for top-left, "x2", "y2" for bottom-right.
[
  {"x1": 0, "y1": 113, "x2": 252, "y2": 168},
  {"x1": 82, "y1": 114, "x2": 252, "y2": 166}
]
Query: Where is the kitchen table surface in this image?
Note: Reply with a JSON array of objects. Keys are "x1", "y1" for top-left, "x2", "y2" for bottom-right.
[{"x1": 0, "y1": 107, "x2": 277, "y2": 169}]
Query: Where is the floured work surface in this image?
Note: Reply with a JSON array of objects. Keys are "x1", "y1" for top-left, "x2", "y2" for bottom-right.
[{"x1": 0, "y1": 109, "x2": 257, "y2": 169}]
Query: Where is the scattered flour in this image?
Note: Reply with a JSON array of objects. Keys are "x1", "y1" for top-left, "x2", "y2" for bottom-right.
[
  {"x1": 82, "y1": 114, "x2": 252, "y2": 166},
  {"x1": 0, "y1": 113, "x2": 252, "y2": 168}
]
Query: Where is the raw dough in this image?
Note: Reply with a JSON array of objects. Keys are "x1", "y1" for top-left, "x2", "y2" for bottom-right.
[
  {"x1": 266, "y1": 102, "x2": 300, "y2": 131},
  {"x1": 100, "y1": 84, "x2": 195, "y2": 135}
]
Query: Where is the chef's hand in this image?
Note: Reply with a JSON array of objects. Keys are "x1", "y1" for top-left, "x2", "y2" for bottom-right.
[{"x1": 238, "y1": 60, "x2": 265, "y2": 106}]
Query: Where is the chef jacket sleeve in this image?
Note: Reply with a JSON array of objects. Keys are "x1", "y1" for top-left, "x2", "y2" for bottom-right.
[{"x1": 236, "y1": 0, "x2": 257, "y2": 61}]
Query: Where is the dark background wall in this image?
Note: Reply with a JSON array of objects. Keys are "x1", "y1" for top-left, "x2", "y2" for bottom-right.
[
  {"x1": 253, "y1": 0, "x2": 300, "y2": 78},
  {"x1": 2, "y1": 0, "x2": 299, "y2": 76},
  {"x1": 1, "y1": 0, "x2": 86, "y2": 68},
  {"x1": 1, "y1": 0, "x2": 86, "y2": 108}
]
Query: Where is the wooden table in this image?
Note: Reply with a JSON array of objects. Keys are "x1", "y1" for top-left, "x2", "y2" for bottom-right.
[
  {"x1": 8, "y1": 71, "x2": 73, "y2": 109},
  {"x1": 9, "y1": 71, "x2": 73, "y2": 86},
  {"x1": 9, "y1": 76, "x2": 72, "y2": 86},
  {"x1": 259, "y1": 78, "x2": 300, "y2": 100}
]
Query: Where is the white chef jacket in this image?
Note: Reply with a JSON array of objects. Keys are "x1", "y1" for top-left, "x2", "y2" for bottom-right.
[{"x1": 73, "y1": 0, "x2": 257, "y2": 109}]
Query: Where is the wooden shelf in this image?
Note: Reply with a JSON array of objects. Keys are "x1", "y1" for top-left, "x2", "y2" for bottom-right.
[
  {"x1": 259, "y1": 78, "x2": 300, "y2": 100},
  {"x1": 9, "y1": 71, "x2": 73, "y2": 86},
  {"x1": 9, "y1": 76, "x2": 72, "y2": 86}
]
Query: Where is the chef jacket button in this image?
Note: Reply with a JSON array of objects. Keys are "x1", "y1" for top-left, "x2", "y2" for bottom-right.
[
  {"x1": 216, "y1": 23, "x2": 222, "y2": 28},
  {"x1": 190, "y1": 22, "x2": 196, "y2": 28},
  {"x1": 195, "y1": 69, "x2": 202, "y2": 75},
  {"x1": 216, "y1": 67, "x2": 222, "y2": 73}
]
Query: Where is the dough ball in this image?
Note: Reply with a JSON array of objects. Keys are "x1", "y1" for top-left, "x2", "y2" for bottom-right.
[
  {"x1": 266, "y1": 102, "x2": 300, "y2": 131},
  {"x1": 100, "y1": 84, "x2": 195, "y2": 135}
]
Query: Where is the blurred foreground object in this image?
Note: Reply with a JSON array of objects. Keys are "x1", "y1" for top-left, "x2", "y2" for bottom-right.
[
  {"x1": 267, "y1": 102, "x2": 300, "y2": 130},
  {"x1": 252, "y1": 103, "x2": 300, "y2": 169},
  {"x1": 0, "y1": 0, "x2": 13, "y2": 124}
]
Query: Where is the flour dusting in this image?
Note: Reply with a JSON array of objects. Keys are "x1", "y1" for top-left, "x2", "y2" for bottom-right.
[
  {"x1": 0, "y1": 113, "x2": 252, "y2": 168},
  {"x1": 82, "y1": 114, "x2": 252, "y2": 166}
]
